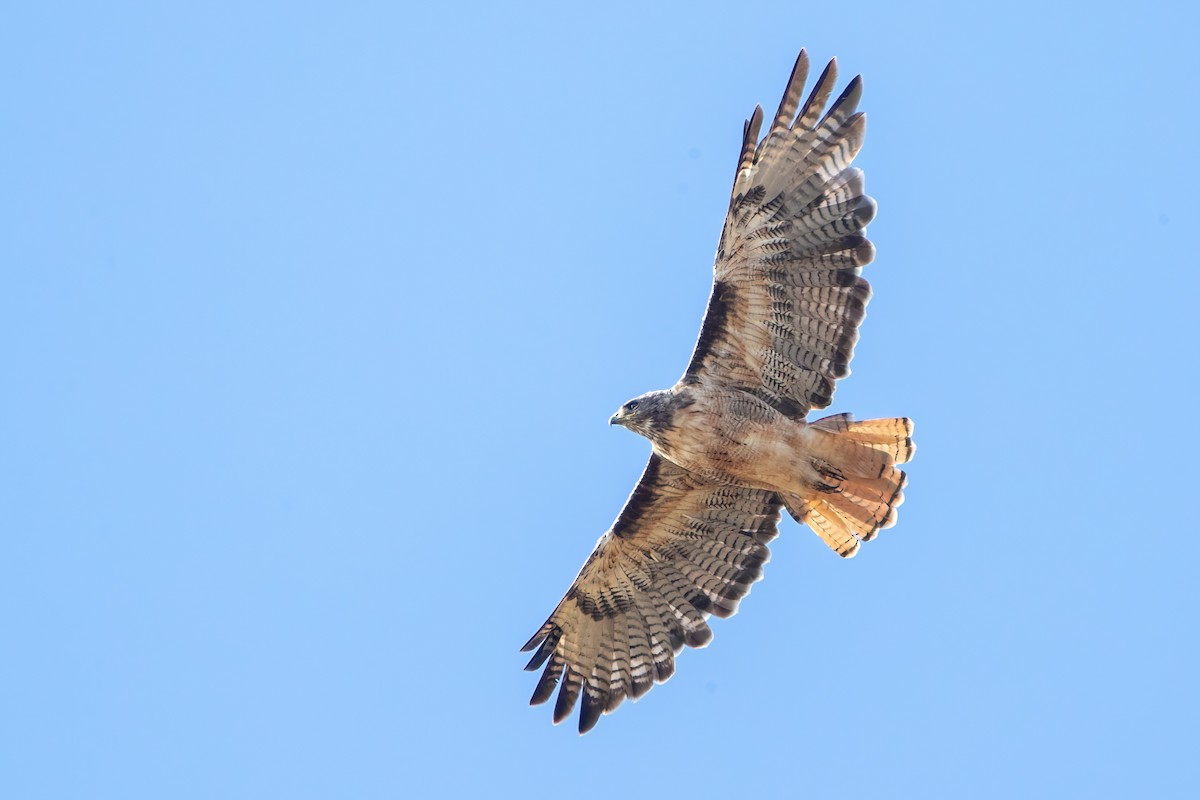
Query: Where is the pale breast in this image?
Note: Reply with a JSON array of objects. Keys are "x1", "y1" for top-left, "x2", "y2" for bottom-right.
[{"x1": 652, "y1": 387, "x2": 807, "y2": 492}]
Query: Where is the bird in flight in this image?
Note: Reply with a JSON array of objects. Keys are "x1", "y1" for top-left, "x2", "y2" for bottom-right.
[{"x1": 522, "y1": 49, "x2": 914, "y2": 734}]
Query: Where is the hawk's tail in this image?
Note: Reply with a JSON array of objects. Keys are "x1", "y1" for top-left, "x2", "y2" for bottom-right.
[{"x1": 783, "y1": 413, "x2": 914, "y2": 558}]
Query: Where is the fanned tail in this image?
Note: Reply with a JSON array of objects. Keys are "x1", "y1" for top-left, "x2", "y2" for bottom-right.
[{"x1": 783, "y1": 413, "x2": 914, "y2": 557}]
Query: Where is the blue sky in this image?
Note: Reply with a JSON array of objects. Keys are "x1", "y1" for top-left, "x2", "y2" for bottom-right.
[{"x1": 4, "y1": 2, "x2": 1198, "y2": 798}]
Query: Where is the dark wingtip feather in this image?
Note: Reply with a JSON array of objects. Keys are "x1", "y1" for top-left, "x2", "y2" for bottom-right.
[
  {"x1": 552, "y1": 675, "x2": 581, "y2": 725},
  {"x1": 821, "y1": 74, "x2": 863, "y2": 126},
  {"x1": 529, "y1": 658, "x2": 563, "y2": 706},
  {"x1": 578, "y1": 691, "x2": 603, "y2": 734},
  {"x1": 523, "y1": 642, "x2": 552, "y2": 671},
  {"x1": 796, "y1": 57, "x2": 838, "y2": 131},
  {"x1": 522, "y1": 626, "x2": 561, "y2": 670},
  {"x1": 770, "y1": 49, "x2": 810, "y2": 132},
  {"x1": 853, "y1": 195, "x2": 877, "y2": 227},
  {"x1": 655, "y1": 653, "x2": 676, "y2": 683},
  {"x1": 853, "y1": 238, "x2": 875, "y2": 267},
  {"x1": 745, "y1": 104, "x2": 764, "y2": 151},
  {"x1": 684, "y1": 624, "x2": 714, "y2": 648},
  {"x1": 520, "y1": 622, "x2": 551, "y2": 652},
  {"x1": 733, "y1": 105, "x2": 766, "y2": 189}
]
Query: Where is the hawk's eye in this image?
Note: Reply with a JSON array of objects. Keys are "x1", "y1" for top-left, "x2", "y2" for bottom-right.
[{"x1": 625, "y1": 400, "x2": 639, "y2": 412}]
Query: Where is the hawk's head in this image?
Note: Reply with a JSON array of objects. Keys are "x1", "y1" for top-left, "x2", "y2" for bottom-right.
[{"x1": 609, "y1": 389, "x2": 683, "y2": 440}]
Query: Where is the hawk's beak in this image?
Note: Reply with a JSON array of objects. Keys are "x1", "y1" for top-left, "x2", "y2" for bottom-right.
[{"x1": 609, "y1": 413, "x2": 620, "y2": 426}]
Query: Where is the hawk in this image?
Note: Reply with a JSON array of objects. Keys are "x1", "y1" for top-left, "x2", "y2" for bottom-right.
[{"x1": 522, "y1": 50, "x2": 914, "y2": 733}]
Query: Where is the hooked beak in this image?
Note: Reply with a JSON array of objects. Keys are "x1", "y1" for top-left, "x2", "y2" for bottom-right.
[{"x1": 609, "y1": 413, "x2": 620, "y2": 426}]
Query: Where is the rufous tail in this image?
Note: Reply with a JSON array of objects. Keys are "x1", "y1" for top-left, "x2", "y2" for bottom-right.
[{"x1": 783, "y1": 413, "x2": 915, "y2": 558}]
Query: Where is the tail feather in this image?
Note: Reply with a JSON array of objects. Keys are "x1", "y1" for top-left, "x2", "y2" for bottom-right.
[
  {"x1": 809, "y1": 412, "x2": 915, "y2": 462},
  {"x1": 793, "y1": 500, "x2": 861, "y2": 558},
  {"x1": 785, "y1": 414, "x2": 913, "y2": 557},
  {"x1": 821, "y1": 472, "x2": 903, "y2": 537}
]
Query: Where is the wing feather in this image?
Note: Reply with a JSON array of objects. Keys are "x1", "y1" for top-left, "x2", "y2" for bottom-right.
[
  {"x1": 522, "y1": 455, "x2": 781, "y2": 733},
  {"x1": 795, "y1": 57, "x2": 839, "y2": 131},
  {"x1": 682, "y1": 54, "x2": 876, "y2": 418}
]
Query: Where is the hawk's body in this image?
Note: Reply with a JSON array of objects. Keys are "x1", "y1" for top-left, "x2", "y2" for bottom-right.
[
  {"x1": 649, "y1": 383, "x2": 806, "y2": 489},
  {"x1": 523, "y1": 50, "x2": 915, "y2": 733}
]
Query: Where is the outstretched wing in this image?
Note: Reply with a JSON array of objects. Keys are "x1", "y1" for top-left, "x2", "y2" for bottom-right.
[
  {"x1": 681, "y1": 50, "x2": 876, "y2": 418},
  {"x1": 522, "y1": 455, "x2": 781, "y2": 733}
]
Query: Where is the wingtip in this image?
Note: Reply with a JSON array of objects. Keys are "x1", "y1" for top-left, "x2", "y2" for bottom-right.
[
  {"x1": 552, "y1": 701, "x2": 573, "y2": 726},
  {"x1": 790, "y1": 49, "x2": 810, "y2": 83},
  {"x1": 577, "y1": 693, "x2": 603, "y2": 734},
  {"x1": 520, "y1": 619, "x2": 556, "y2": 653}
]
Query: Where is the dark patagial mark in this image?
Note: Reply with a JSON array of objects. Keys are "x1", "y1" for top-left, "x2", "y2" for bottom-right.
[{"x1": 684, "y1": 281, "x2": 738, "y2": 381}]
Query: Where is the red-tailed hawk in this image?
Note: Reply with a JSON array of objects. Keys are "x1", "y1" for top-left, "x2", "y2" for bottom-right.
[{"x1": 523, "y1": 50, "x2": 914, "y2": 733}]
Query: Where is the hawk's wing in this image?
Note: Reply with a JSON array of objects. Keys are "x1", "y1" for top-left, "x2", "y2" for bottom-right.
[
  {"x1": 522, "y1": 455, "x2": 781, "y2": 733},
  {"x1": 680, "y1": 51, "x2": 876, "y2": 418}
]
